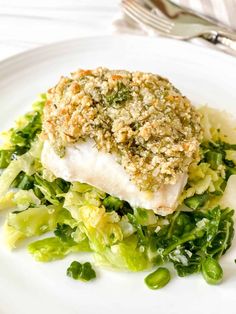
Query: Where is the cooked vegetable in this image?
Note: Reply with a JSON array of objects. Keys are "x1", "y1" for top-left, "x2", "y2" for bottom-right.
[
  {"x1": 28, "y1": 237, "x2": 90, "y2": 262},
  {"x1": 0, "y1": 140, "x2": 43, "y2": 198},
  {"x1": 184, "y1": 193, "x2": 209, "y2": 210},
  {"x1": 0, "y1": 192, "x2": 15, "y2": 211},
  {"x1": 13, "y1": 189, "x2": 40, "y2": 210},
  {"x1": 54, "y1": 223, "x2": 77, "y2": 243},
  {"x1": 0, "y1": 96, "x2": 235, "y2": 288},
  {"x1": 0, "y1": 159, "x2": 25, "y2": 197},
  {"x1": 7, "y1": 205, "x2": 63, "y2": 237},
  {"x1": 67, "y1": 261, "x2": 96, "y2": 281},
  {"x1": 145, "y1": 267, "x2": 171, "y2": 290},
  {"x1": 149, "y1": 206, "x2": 234, "y2": 281},
  {"x1": 201, "y1": 257, "x2": 223, "y2": 285},
  {"x1": 3, "y1": 222, "x2": 25, "y2": 249},
  {"x1": 33, "y1": 174, "x2": 70, "y2": 205},
  {"x1": 0, "y1": 150, "x2": 13, "y2": 169},
  {"x1": 103, "y1": 195, "x2": 124, "y2": 212},
  {"x1": 205, "y1": 151, "x2": 223, "y2": 170},
  {"x1": 9, "y1": 111, "x2": 41, "y2": 152},
  {"x1": 94, "y1": 235, "x2": 150, "y2": 271},
  {"x1": 0, "y1": 94, "x2": 45, "y2": 169},
  {"x1": 12, "y1": 172, "x2": 34, "y2": 190}
]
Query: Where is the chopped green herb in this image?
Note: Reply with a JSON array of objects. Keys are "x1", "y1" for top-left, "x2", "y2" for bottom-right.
[
  {"x1": 216, "y1": 141, "x2": 236, "y2": 151},
  {"x1": 105, "y1": 82, "x2": 131, "y2": 107},
  {"x1": 103, "y1": 195, "x2": 123, "y2": 212},
  {"x1": 33, "y1": 174, "x2": 70, "y2": 205},
  {"x1": 205, "y1": 151, "x2": 223, "y2": 170},
  {"x1": 54, "y1": 223, "x2": 76, "y2": 243},
  {"x1": 127, "y1": 213, "x2": 147, "y2": 245},
  {"x1": 226, "y1": 166, "x2": 236, "y2": 180},
  {"x1": 146, "y1": 206, "x2": 234, "y2": 281},
  {"x1": 103, "y1": 195, "x2": 133, "y2": 216},
  {"x1": 0, "y1": 95, "x2": 46, "y2": 169},
  {"x1": 184, "y1": 193, "x2": 209, "y2": 210},
  {"x1": 6, "y1": 111, "x2": 43, "y2": 159},
  {"x1": 11, "y1": 172, "x2": 34, "y2": 190},
  {"x1": 67, "y1": 261, "x2": 96, "y2": 281}
]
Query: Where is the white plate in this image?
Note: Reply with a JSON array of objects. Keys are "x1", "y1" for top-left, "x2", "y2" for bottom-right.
[{"x1": 0, "y1": 35, "x2": 236, "y2": 314}]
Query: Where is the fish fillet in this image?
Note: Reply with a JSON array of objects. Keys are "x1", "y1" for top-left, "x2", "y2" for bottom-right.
[{"x1": 41, "y1": 140, "x2": 187, "y2": 215}]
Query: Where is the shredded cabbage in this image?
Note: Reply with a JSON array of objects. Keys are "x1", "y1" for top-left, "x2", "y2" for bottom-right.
[
  {"x1": 3, "y1": 222, "x2": 25, "y2": 249},
  {"x1": 28, "y1": 237, "x2": 91, "y2": 262},
  {"x1": 199, "y1": 106, "x2": 236, "y2": 143},
  {"x1": 94, "y1": 235, "x2": 150, "y2": 271},
  {"x1": 7, "y1": 205, "x2": 64, "y2": 237},
  {"x1": 0, "y1": 192, "x2": 15, "y2": 211},
  {"x1": 0, "y1": 140, "x2": 42, "y2": 197},
  {"x1": 13, "y1": 190, "x2": 40, "y2": 210}
]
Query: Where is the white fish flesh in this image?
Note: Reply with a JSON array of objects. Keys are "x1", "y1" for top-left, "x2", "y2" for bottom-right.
[{"x1": 41, "y1": 140, "x2": 187, "y2": 216}]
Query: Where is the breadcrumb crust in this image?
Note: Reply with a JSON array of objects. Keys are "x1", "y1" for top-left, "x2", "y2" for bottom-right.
[{"x1": 42, "y1": 67, "x2": 202, "y2": 191}]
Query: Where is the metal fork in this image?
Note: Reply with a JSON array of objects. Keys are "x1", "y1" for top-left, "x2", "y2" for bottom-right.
[{"x1": 121, "y1": 0, "x2": 236, "y2": 44}]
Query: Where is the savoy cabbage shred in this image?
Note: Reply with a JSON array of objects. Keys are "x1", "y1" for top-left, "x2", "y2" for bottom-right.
[{"x1": 0, "y1": 94, "x2": 235, "y2": 288}]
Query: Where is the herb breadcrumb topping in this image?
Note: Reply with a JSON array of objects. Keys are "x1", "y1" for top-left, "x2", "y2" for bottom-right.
[{"x1": 42, "y1": 67, "x2": 202, "y2": 191}]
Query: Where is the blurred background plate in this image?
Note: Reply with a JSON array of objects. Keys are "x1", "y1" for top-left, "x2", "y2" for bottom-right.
[{"x1": 0, "y1": 35, "x2": 236, "y2": 314}]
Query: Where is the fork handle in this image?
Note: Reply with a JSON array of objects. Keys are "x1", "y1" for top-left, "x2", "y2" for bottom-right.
[
  {"x1": 209, "y1": 31, "x2": 236, "y2": 57},
  {"x1": 216, "y1": 34, "x2": 236, "y2": 52}
]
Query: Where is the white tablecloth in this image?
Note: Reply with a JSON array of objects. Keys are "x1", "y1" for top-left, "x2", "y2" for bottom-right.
[{"x1": 0, "y1": 0, "x2": 120, "y2": 61}]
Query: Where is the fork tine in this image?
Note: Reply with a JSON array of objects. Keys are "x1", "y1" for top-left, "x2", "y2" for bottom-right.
[
  {"x1": 122, "y1": 0, "x2": 173, "y2": 32},
  {"x1": 122, "y1": 4, "x2": 167, "y2": 33},
  {"x1": 123, "y1": 6, "x2": 166, "y2": 33},
  {"x1": 130, "y1": 0, "x2": 173, "y2": 28}
]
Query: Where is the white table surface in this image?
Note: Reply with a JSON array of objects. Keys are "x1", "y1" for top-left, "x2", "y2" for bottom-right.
[{"x1": 0, "y1": 0, "x2": 120, "y2": 61}]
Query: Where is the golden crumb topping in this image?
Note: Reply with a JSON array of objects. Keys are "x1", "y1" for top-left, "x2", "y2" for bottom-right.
[{"x1": 42, "y1": 67, "x2": 202, "y2": 191}]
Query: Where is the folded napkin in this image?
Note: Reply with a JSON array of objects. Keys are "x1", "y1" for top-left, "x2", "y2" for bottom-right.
[
  {"x1": 113, "y1": 0, "x2": 236, "y2": 37},
  {"x1": 174, "y1": 0, "x2": 236, "y2": 30}
]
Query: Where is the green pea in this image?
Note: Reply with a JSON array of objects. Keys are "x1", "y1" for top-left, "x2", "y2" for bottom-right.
[
  {"x1": 201, "y1": 257, "x2": 223, "y2": 285},
  {"x1": 145, "y1": 267, "x2": 171, "y2": 290}
]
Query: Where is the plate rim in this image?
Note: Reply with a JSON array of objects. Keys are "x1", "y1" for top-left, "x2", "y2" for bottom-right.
[{"x1": 1, "y1": 34, "x2": 236, "y2": 70}]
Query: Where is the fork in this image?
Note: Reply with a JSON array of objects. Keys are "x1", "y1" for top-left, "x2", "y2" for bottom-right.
[{"x1": 121, "y1": 0, "x2": 236, "y2": 51}]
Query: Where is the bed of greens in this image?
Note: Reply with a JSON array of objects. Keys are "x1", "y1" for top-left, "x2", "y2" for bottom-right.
[{"x1": 0, "y1": 94, "x2": 235, "y2": 289}]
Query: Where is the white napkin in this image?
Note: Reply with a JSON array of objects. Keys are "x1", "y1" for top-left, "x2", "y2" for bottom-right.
[
  {"x1": 113, "y1": 0, "x2": 236, "y2": 38},
  {"x1": 174, "y1": 0, "x2": 236, "y2": 30}
]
